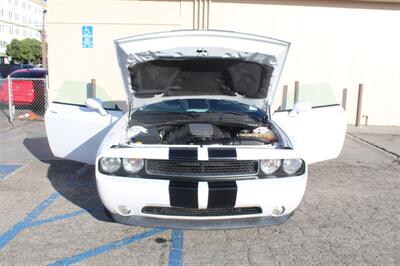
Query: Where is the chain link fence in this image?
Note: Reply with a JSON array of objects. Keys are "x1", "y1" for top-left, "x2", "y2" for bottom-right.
[{"x1": 0, "y1": 77, "x2": 48, "y2": 122}]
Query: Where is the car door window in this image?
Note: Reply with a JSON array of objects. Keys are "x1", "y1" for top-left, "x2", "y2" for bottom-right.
[
  {"x1": 277, "y1": 83, "x2": 339, "y2": 111},
  {"x1": 53, "y1": 80, "x2": 123, "y2": 110}
]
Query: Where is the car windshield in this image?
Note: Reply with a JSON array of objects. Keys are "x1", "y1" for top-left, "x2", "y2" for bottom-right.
[
  {"x1": 136, "y1": 99, "x2": 264, "y2": 114},
  {"x1": 131, "y1": 99, "x2": 267, "y2": 126}
]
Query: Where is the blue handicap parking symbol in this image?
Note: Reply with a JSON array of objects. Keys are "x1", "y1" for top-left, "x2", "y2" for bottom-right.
[{"x1": 82, "y1": 25, "x2": 93, "y2": 48}]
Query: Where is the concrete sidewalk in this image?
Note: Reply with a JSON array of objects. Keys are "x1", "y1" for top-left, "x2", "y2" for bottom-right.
[{"x1": 347, "y1": 125, "x2": 400, "y2": 158}]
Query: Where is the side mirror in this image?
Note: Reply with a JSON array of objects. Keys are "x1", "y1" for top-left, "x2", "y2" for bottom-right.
[
  {"x1": 85, "y1": 98, "x2": 107, "y2": 116},
  {"x1": 289, "y1": 102, "x2": 312, "y2": 117}
]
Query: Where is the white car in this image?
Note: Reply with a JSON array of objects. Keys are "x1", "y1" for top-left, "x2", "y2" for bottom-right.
[{"x1": 45, "y1": 30, "x2": 346, "y2": 229}]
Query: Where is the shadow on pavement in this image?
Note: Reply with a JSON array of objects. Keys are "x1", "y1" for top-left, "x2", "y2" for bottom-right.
[{"x1": 23, "y1": 137, "x2": 113, "y2": 223}]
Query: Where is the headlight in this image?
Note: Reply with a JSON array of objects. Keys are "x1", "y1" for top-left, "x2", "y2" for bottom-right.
[
  {"x1": 99, "y1": 157, "x2": 121, "y2": 174},
  {"x1": 260, "y1": 159, "x2": 281, "y2": 175},
  {"x1": 282, "y1": 159, "x2": 303, "y2": 175},
  {"x1": 122, "y1": 158, "x2": 144, "y2": 174}
]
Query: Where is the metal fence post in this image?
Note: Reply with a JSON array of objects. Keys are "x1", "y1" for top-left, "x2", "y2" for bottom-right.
[
  {"x1": 91, "y1": 79, "x2": 96, "y2": 98},
  {"x1": 355, "y1": 84, "x2": 363, "y2": 127},
  {"x1": 7, "y1": 76, "x2": 13, "y2": 122},
  {"x1": 294, "y1": 81, "x2": 300, "y2": 104},
  {"x1": 45, "y1": 75, "x2": 49, "y2": 108},
  {"x1": 281, "y1": 85, "x2": 288, "y2": 110},
  {"x1": 341, "y1": 88, "x2": 347, "y2": 111}
]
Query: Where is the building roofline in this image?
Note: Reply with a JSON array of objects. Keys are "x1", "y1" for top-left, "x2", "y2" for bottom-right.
[{"x1": 213, "y1": 0, "x2": 400, "y2": 10}]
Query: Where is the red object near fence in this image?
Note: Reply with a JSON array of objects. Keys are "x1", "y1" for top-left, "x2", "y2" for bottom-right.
[{"x1": 0, "y1": 68, "x2": 47, "y2": 108}]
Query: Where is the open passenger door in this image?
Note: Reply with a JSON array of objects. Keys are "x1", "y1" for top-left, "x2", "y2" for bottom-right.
[
  {"x1": 273, "y1": 101, "x2": 346, "y2": 164},
  {"x1": 45, "y1": 102, "x2": 124, "y2": 164}
]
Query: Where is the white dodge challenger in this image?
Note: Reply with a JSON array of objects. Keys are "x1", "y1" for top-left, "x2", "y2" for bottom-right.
[{"x1": 45, "y1": 30, "x2": 346, "y2": 229}]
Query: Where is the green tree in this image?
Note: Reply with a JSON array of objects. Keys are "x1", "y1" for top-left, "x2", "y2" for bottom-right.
[{"x1": 6, "y1": 38, "x2": 42, "y2": 64}]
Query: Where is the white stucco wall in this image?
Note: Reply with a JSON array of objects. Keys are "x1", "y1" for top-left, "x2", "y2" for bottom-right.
[
  {"x1": 209, "y1": 3, "x2": 400, "y2": 125},
  {"x1": 46, "y1": 0, "x2": 400, "y2": 125}
]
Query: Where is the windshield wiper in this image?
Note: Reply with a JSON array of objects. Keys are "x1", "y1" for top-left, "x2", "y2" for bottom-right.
[
  {"x1": 134, "y1": 111, "x2": 200, "y2": 118},
  {"x1": 203, "y1": 111, "x2": 263, "y2": 122}
]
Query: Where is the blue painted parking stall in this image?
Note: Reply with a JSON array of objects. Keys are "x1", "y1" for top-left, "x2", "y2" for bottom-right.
[
  {"x1": 0, "y1": 191, "x2": 184, "y2": 265},
  {"x1": 0, "y1": 164, "x2": 23, "y2": 180}
]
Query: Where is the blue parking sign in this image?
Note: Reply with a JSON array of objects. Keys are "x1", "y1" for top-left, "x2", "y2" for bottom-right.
[{"x1": 82, "y1": 25, "x2": 93, "y2": 48}]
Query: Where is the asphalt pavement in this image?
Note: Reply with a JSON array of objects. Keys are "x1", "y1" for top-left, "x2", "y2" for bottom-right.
[{"x1": 0, "y1": 116, "x2": 399, "y2": 265}]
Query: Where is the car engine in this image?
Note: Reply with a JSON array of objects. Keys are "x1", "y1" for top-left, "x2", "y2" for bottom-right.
[
  {"x1": 164, "y1": 124, "x2": 229, "y2": 144},
  {"x1": 129, "y1": 123, "x2": 278, "y2": 146}
]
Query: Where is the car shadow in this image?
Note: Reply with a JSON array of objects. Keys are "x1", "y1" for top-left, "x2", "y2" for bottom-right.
[{"x1": 23, "y1": 137, "x2": 113, "y2": 223}]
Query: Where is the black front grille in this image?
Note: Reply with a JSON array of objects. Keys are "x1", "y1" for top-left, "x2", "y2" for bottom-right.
[
  {"x1": 145, "y1": 160, "x2": 258, "y2": 177},
  {"x1": 142, "y1": 206, "x2": 262, "y2": 217}
]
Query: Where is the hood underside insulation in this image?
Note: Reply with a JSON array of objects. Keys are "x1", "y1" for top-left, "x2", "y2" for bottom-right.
[{"x1": 129, "y1": 58, "x2": 274, "y2": 99}]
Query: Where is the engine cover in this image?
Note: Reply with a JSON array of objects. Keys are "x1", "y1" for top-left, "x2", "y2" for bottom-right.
[
  {"x1": 165, "y1": 123, "x2": 229, "y2": 144},
  {"x1": 188, "y1": 124, "x2": 214, "y2": 137}
]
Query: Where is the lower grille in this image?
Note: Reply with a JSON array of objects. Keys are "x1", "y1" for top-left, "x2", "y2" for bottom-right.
[
  {"x1": 141, "y1": 206, "x2": 262, "y2": 217},
  {"x1": 145, "y1": 160, "x2": 258, "y2": 177}
]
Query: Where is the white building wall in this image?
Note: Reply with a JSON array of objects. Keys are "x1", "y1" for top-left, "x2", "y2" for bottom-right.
[
  {"x1": 45, "y1": 0, "x2": 400, "y2": 126},
  {"x1": 209, "y1": 3, "x2": 400, "y2": 126},
  {"x1": 0, "y1": 0, "x2": 44, "y2": 57}
]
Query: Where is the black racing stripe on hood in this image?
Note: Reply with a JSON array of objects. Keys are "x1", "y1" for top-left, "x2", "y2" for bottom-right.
[
  {"x1": 208, "y1": 148, "x2": 237, "y2": 160},
  {"x1": 169, "y1": 147, "x2": 198, "y2": 160}
]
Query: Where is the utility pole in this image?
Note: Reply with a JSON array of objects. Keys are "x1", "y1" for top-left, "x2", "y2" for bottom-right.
[{"x1": 41, "y1": 9, "x2": 47, "y2": 68}]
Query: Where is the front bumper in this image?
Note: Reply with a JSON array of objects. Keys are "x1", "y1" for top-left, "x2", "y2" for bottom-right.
[
  {"x1": 96, "y1": 171, "x2": 307, "y2": 229},
  {"x1": 111, "y1": 211, "x2": 294, "y2": 230}
]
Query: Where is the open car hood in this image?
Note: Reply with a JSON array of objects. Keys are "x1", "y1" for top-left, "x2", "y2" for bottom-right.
[{"x1": 115, "y1": 30, "x2": 290, "y2": 109}]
